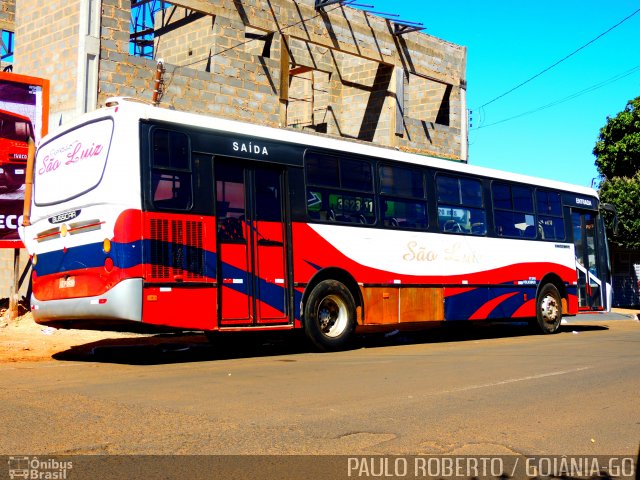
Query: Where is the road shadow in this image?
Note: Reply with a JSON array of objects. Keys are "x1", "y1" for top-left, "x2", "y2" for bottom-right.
[
  {"x1": 52, "y1": 322, "x2": 609, "y2": 366},
  {"x1": 52, "y1": 330, "x2": 315, "y2": 365},
  {"x1": 356, "y1": 322, "x2": 609, "y2": 350}
]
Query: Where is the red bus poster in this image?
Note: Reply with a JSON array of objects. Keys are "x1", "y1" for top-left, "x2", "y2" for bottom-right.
[{"x1": 0, "y1": 72, "x2": 49, "y2": 248}]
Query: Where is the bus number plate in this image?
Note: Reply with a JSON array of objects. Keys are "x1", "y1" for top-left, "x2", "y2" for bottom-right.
[{"x1": 59, "y1": 276, "x2": 76, "y2": 288}]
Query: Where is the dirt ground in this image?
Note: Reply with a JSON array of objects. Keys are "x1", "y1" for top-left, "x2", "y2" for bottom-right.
[
  {"x1": 0, "y1": 305, "x2": 638, "y2": 364},
  {"x1": 0, "y1": 311, "x2": 151, "y2": 363},
  {"x1": 0, "y1": 296, "x2": 197, "y2": 362}
]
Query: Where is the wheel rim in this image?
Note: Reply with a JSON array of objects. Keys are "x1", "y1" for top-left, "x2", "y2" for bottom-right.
[
  {"x1": 316, "y1": 294, "x2": 348, "y2": 338},
  {"x1": 540, "y1": 294, "x2": 559, "y2": 325}
]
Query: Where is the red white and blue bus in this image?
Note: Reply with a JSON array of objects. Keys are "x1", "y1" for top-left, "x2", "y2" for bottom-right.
[{"x1": 20, "y1": 97, "x2": 612, "y2": 350}]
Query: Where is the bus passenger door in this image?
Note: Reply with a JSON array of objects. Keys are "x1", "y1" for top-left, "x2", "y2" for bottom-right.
[
  {"x1": 572, "y1": 211, "x2": 605, "y2": 310},
  {"x1": 215, "y1": 160, "x2": 290, "y2": 326}
]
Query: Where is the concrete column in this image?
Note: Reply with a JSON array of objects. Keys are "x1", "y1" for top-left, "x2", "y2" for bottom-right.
[{"x1": 76, "y1": 0, "x2": 102, "y2": 113}]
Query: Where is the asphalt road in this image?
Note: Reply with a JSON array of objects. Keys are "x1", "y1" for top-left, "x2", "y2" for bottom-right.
[{"x1": 0, "y1": 315, "x2": 638, "y2": 477}]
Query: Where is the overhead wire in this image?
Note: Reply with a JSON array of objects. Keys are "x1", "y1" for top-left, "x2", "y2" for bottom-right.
[
  {"x1": 473, "y1": 64, "x2": 640, "y2": 130},
  {"x1": 474, "y1": 7, "x2": 640, "y2": 111}
]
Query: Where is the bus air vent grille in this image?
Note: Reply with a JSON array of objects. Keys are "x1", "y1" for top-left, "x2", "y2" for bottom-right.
[
  {"x1": 185, "y1": 220, "x2": 204, "y2": 279},
  {"x1": 149, "y1": 217, "x2": 204, "y2": 281},
  {"x1": 150, "y1": 218, "x2": 170, "y2": 279}
]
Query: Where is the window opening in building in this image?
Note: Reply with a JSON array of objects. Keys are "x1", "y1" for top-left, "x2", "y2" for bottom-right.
[
  {"x1": 130, "y1": 1, "x2": 172, "y2": 58},
  {"x1": 1, "y1": 30, "x2": 14, "y2": 68}
]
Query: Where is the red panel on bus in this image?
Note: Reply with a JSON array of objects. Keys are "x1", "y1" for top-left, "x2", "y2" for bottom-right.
[
  {"x1": 142, "y1": 286, "x2": 217, "y2": 330},
  {"x1": 32, "y1": 265, "x2": 140, "y2": 301}
]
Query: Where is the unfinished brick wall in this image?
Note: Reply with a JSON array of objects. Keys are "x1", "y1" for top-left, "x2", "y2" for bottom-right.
[
  {"x1": 0, "y1": 249, "x2": 29, "y2": 300},
  {"x1": 0, "y1": 0, "x2": 13, "y2": 71},
  {"x1": 99, "y1": 2, "x2": 282, "y2": 125},
  {"x1": 0, "y1": 0, "x2": 14, "y2": 26},
  {"x1": 141, "y1": 1, "x2": 466, "y2": 158},
  {"x1": 0, "y1": 0, "x2": 14, "y2": 44},
  {"x1": 12, "y1": 0, "x2": 466, "y2": 159},
  {"x1": 285, "y1": 37, "x2": 335, "y2": 134},
  {"x1": 13, "y1": 0, "x2": 80, "y2": 124},
  {"x1": 335, "y1": 53, "x2": 393, "y2": 144},
  {"x1": 402, "y1": 73, "x2": 461, "y2": 155}
]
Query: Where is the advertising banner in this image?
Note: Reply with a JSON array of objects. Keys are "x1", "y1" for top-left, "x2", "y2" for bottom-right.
[{"x1": 0, "y1": 72, "x2": 49, "y2": 248}]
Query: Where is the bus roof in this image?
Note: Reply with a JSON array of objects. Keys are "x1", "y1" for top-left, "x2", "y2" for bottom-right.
[{"x1": 52, "y1": 97, "x2": 598, "y2": 198}]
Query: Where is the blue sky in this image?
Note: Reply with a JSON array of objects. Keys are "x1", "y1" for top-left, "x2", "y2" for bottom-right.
[{"x1": 363, "y1": 1, "x2": 640, "y2": 188}]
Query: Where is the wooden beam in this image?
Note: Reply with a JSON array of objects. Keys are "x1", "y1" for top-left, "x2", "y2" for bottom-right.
[
  {"x1": 279, "y1": 34, "x2": 290, "y2": 126},
  {"x1": 289, "y1": 65, "x2": 314, "y2": 76},
  {"x1": 8, "y1": 249, "x2": 20, "y2": 320},
  {"x1": 163, "y1": 0, "x2": 464, "y2": 85}
]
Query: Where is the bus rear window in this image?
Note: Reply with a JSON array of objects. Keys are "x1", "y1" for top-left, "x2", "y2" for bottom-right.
[
  {"x1": 34, "y1": 118, "x2": 113, "y2": 206},
  {"x1": 150, "y1": 129, "x2": 192, "y2": 211}
]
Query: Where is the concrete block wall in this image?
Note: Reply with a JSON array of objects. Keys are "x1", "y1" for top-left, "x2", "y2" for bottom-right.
[
  {"x1": 0, "y1": 249, "x2": 30, "y2": 300},
  {"x1": 106, "y1": 0, "x2": 465, "y2": 158},
  {"x1": 0, "y1": 0, "x2": 14, "y2": 71},
  {"x1": 8, "y1": 0, "x2": 467, "y2": 157},
  {"x1": 0, "y1": 0, "x2": 14, "y2": 38},
  {"x1": 112, "y1": 3, "x2": 282, "y2": 125},
  {"x1": 401, "y1": 74, "x2": 461, "y2": 155},
  {"x1": 14, "y1": 0, "x2": 80, "y2": 129},
  {"x1": 337, "y1": 53, "x2": 393, "y2": 144},
  {"x1": 0, "y1": 0, "x2": 14, "y2": 25},
  {"x1": 286, "y1": 37, "x2": 335, "y2": 133},
  {"x1": 9, "y1": 0, "x2": 466, "y2": 159}
]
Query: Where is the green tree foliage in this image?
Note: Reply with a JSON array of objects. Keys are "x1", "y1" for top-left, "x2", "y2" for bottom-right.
[
  {"x1": 599, "y1": 176, "x2": 640, "y2": 249},
  {"x1": 593, "y1": 96, "x2": 640, "y2": 249},
  {"x1": 593, "y1": 96, "x2": 640, "y2": 179}
]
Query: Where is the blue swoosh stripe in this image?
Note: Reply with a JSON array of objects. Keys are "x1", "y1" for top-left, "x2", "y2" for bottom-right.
[{"x1": 33, "y1": 241, "x2": 297, "y2": 320}]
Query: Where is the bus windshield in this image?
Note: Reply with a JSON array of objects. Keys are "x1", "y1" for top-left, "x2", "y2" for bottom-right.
[
  {"x1": 0, "y1": 109, "x2": 33, "y2": 141},
  {"x1": 34, "y1": 118, "x2": 114, "y2": 206}
]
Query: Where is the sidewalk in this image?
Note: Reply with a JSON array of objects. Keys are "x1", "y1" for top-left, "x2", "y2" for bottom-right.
[
  {"x1": 611, "y1": 307, "x2": 639, "y2": 319},
  {"x1": 572, "y1": 307, "x2": 640, "y2": 322}
]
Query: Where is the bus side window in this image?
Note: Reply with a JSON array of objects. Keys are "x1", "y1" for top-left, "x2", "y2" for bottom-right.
[
  {"x1": 492, "y1": 182, "x2": 535, "y2": 239},
  {"x1": 216, "y1": 167, "x2": 246, "y2": 242},
  {"x1": 378, "y1": 164, "x2": 426, "y2": 230},
  {"x1": 436, "y1": 175, "x2": 486, "y2": 235},
  {"x1": 381, "y1": 199, "x2": 427, "y2": 229},
  {"x1": 151, "y1": 129, "x2": 192, "y2": 211},
  {"x1": 255, "y1": 170, "x2": 282, "y2": 222},
  {"x1": 305, "y1": 152, "x2": 376, "y2": 225},
  {"x1": 536, "y1": 190, "x2": 565, "y2": 241}
]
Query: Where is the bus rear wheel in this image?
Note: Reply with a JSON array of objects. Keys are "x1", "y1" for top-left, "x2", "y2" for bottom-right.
[
  {"x1": 303, "y1": 280, "x2": 356, "y2": 351},
  {"x1": 536, "y1": 283, "x2": 562, "y2": 334}
]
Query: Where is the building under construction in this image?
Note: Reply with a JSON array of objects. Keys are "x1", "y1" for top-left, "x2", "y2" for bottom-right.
[
  {"x1": 6, "y1": 0, "x2": 467, "y2": 160},
  {"x1": 0, "y1": 0, "x2": 468, "y2": 296}
]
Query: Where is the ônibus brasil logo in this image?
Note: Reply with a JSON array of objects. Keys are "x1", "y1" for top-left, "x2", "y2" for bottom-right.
[{"x1": 8, "y1": 456, "x2": 73, "y2": 479}]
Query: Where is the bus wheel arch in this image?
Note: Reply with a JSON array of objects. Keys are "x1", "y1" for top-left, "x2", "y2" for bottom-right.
[
  {"x1": 301, "y1": 268, "x2": 361, "y2": 351},
  {"x1": 535, "y1": 274, "x2": 565, "y2": 334}
]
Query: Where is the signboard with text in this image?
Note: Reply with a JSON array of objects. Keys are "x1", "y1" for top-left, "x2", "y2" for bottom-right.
[{"x1": 0, "y1": 72, "x2": 49, "y2": 248}]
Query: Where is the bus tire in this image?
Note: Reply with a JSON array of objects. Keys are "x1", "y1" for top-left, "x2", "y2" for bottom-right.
[
  {"x1": 536, "y1": 283, "x2": 562, "y2": 334},
  {"x1": 304, "y1": 280, "x2": 356, "y2": 351}
]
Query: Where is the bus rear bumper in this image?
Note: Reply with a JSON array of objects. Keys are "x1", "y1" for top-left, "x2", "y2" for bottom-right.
[{"x1": 31, "y1": 278, "x2": 143, "y2": 328}]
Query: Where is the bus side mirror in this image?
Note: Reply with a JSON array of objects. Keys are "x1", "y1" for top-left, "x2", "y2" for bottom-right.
[{"x1": 601, "y1": 203, "x2": 618, "y2": 236}]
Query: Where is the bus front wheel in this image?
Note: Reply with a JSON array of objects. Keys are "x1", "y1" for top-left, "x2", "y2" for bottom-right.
[
  {"x1": 303, "y1": 280, "x2": 356, "y2": 351},
  {"x1": 536, "y1": 283, "x2": 562, "y2": 334}
]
